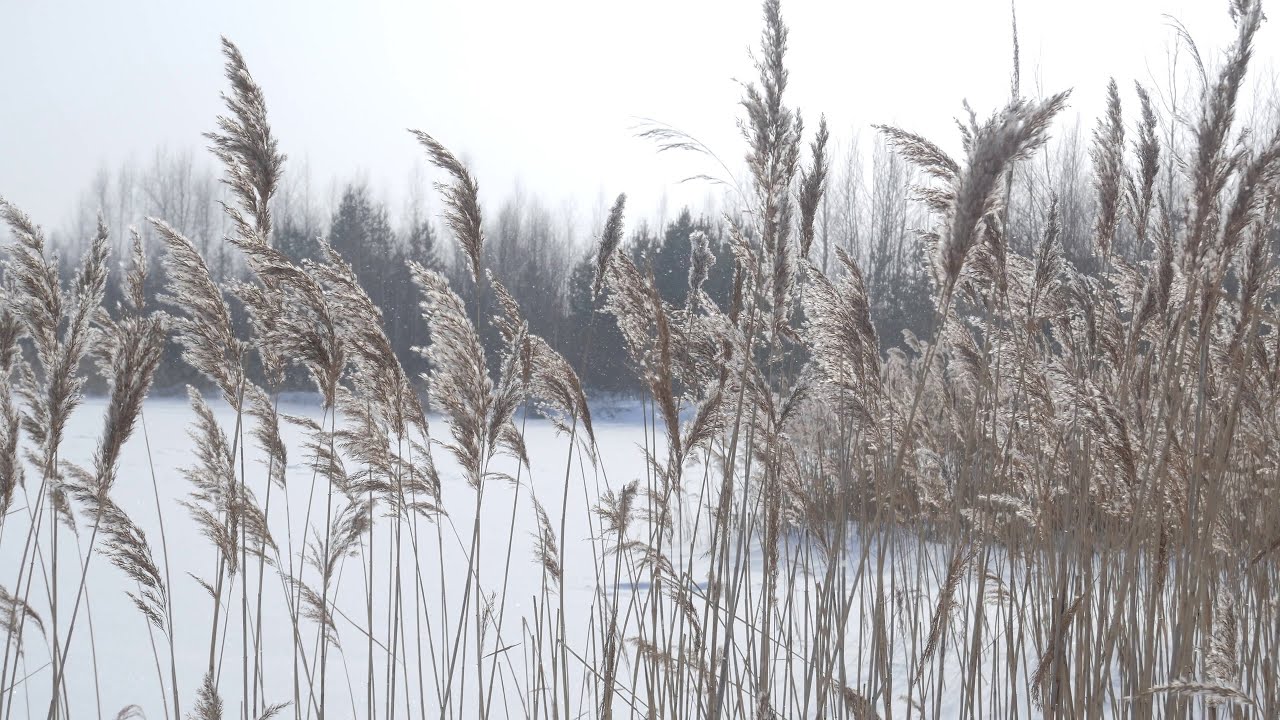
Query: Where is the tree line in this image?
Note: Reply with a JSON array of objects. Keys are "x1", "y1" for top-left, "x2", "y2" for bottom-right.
[{"x1": 16, "y1": 113, "x2": 1181, "y2": 397}]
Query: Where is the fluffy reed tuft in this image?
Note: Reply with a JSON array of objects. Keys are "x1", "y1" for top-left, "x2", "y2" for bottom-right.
[
  {"x1": 594, "y1": 194, "x2": 628, "y2": 300},
  {"x1": 408, "y1": 131, "x2": 485, "y2": 284}
]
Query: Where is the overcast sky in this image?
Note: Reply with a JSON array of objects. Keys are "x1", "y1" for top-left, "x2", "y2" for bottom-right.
[{"x1": 2, "y1": 0, "x2": 1275, "y2": 241}]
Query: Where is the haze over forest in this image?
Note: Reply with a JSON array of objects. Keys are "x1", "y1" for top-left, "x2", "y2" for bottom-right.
[
  {"x1": 5, "y1": 0, "x2": 1277, "y2": 396},
  {"x1": 3, "y1": 0, "x2": 1270, "y2": 234}
]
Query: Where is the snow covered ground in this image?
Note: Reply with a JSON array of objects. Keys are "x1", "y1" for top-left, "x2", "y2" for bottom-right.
[
  {"x1": 1, "y1": 395, "x2": 673, "y2": 718},
  {"x1": 1, "y1": 395, "x2": 1119, "y2": 719}
]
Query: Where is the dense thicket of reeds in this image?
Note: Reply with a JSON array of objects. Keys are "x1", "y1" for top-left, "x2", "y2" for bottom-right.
[{"x1": 2, "y1": 1, "x2": 1279, "y2": 718}]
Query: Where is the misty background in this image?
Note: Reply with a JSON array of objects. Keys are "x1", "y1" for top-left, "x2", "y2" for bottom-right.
[{"x1": 3, "y1": 0, "x2": 1277, "y2": 393}]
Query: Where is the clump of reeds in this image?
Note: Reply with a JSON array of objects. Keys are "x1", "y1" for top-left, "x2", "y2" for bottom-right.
[{"x1": 2, "y1": 1, "x2": 1280, "y2": 719}]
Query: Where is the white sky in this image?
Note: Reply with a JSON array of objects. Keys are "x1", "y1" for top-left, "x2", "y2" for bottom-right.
[{"x1": 1, "y1": 0, "x2": 1275, "y2": 240}]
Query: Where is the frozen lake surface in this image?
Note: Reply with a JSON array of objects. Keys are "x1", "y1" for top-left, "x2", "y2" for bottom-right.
[
  {"x1": 2, "y1": 395, "x2": 674, "y2": 718},
  {"x1": 1, "y1": 395, "x2": 1070, "y2": 719}
]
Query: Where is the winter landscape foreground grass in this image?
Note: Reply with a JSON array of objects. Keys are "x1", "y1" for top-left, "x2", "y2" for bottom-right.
[{"x1": 2, "y1": 0, "x2": 1280, "y2": 718}]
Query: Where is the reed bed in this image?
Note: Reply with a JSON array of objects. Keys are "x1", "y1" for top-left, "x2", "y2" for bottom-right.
[{"x1": 2, "y1": 1, "x2": 1279, "y2": 718}]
